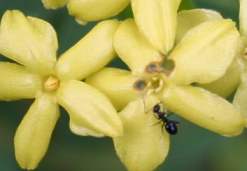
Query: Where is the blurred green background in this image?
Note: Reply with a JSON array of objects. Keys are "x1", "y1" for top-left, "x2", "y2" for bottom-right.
[{"x1": 0, "y1": 0, "x2": 247, "y2": 171}]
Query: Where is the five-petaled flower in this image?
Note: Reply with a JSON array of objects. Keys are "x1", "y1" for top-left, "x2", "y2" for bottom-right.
[
  {"x1": 0, "y1": 10, "x2": 123, "y2": 170},
  {"x1": 41, "y1": 0, "x2": 130, "y2": 25},
  {"x1": 87, "y1": 0, "x2": 245, "y2": 170}
]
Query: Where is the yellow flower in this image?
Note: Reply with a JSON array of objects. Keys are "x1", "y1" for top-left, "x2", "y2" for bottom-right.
[
  {"x1": 233, "y1": 0, "x2": 247, "y2": 126},
  {"x1": 0, "y1": 10, "x2": 123, "y2": 170},
  {"x1": 41, "y1": 0, "x2": 129, "y2": 24},
  {"x1": 87, "y1": 1, "x2": 245, "y2": 170}
]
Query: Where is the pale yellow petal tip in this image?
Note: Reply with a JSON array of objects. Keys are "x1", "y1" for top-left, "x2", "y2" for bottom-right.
[
  {"x1": 16, "y1": 157, "x2": 38, "y2": 170},
  {"x1": 214, "y1": 108, "x2": 245, "y2": 137},
  {"x1": 67, "y1": 0, "x2": 129, "y2": 22},
  {"x1": 0, "y1": 9, "x2": 58, "y2": 75},
  {"x1": 57, "y1": 80, "x2": 123, "y2": 138},
  {"x1": 41, "y1": 0, "x2": 68, "y2": 9},
  {"x1": 69, "y1": 121, "x2": 105, "y2": 137},
  {"x1": 15, "y1": 137, "x2": 39, "y2": 170},
  {"x1": 75, "y1": 18, "x2": 88, "y2": 26},
  {"x1": 131, "y1": 0, "x2": 181, "y2": 54},
  {"x1": 69, "y1": 118, "x2": 123, "y2": 138},
  {"x1": 1, "y1": 9, "x2": 22, "y2": 19},
  {"x1": 223, "y1": 117, "x2": 245, "y2": 137}
]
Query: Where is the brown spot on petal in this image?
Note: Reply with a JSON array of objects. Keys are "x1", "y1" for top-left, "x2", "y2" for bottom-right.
[
  {"x1": 134, "y1": 80, "x2": 147, "y2": 91},
  {"x1": 162, "y1": 59, "x2": 175, "y2": 76},
  {"x1": 145, "y1": 62, "x2": 162, "y2": 74}
]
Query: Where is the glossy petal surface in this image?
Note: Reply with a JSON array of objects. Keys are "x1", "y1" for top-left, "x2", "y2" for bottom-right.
[
  {"x1": 240, "y1": 0, "x2": 247, "y2": 37},
  {"x1": 169, "y1": 19, "x2": 240, "y2": 85},
  {"x1": 67, "y1": 0, "x2": 129, "y2": 22},
  {"x1": 234, "y1": 72, "x2": 247, "y2": 125},
  {"x1": 14, "y1": 94, "x2": 59, "y2": 170},
  {"x1": 0, "y1": 10, "x2": 58, "y2": 75},
  {"x1": 114, "y1": 19, "x2": 163, "y2": 74},
  {"x1": 57, "y1": 80, "x2": 123, "y2": 137},
  {"x1": 0, "y1": 62, "x2": 41, "y2": 100},
  {"x1": 114, "y1": 96, "x2": 169, "y2": 171},
  {"x1": 200, "y1": 60, "x2": 241, "y2": 98},
  {"x1": 131, "y1": 0, "x2": 181, "y2": 54},
  {"x1": 42, "y1": 0, "x2": 68, "y2": 9},
  {"x1": 56, "y1": 20, "x2": 119, "y2": 80},
  {"x1": 86, "y1": 67, "x2": 140, "y2": 111},
  {"x1": 160, "y1": 84, "x2": 244, "y2": 136},
  {"x1": 176, "y1": 8, "x2": 222, "y2": 42}
]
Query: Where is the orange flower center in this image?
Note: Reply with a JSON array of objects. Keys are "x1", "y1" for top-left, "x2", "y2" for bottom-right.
[{"x1": 43, "y1": 76, "x2": 60, "y2": 92}]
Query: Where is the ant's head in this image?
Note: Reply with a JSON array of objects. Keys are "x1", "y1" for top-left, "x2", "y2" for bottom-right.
[{"x1": 153, "y1": 104, "x2": 161, "y2": 113}]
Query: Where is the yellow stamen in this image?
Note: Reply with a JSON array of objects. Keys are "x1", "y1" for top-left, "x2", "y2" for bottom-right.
[{"x1": 44, "y1": 76, "x2": 60, "y2": 92}]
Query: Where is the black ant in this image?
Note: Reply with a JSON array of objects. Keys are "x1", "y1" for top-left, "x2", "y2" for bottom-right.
[{"x1": 152, "y1": 103, "x2": 179, "y2": 135}]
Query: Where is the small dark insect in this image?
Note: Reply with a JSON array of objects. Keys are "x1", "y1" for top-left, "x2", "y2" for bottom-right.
[{"x1": 152, "y1": 103, "x2": 179, "y2": 135}]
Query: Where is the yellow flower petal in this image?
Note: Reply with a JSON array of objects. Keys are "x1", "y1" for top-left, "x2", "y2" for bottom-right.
[
  {"x1": 160, "y1": 83, "x2": 244, "y2": 136},
  {"x1": 176, "y1": 8, "x2": 223, "y2": 43},
  {"x1": 86, "y1": 67, "x2": 140, "y2": 111},
  {"x1": 0, "y1": 10, "x2": 58, "y2": 75},
  {"x1": 131, "y1": 0, "x2": 181, "y2": 54},
  {"x1": 69, "y1": 121, "x2": 105, "y2": 137},
  {"x1": 114, "y1": 19, "x2": 163, "y2": 74},
  {"x1": 67, "y1": 0, "x2": 129, "y2": 23},
  {"x1": 114, "y1": 96, "x2": 169, "y2": 171},
  {"x1": 200, "y1": 60, "x2": 241, "y2": 98},
  {"x1": 0, "y1": 62, "x2": 41, "y2": 100},
  {"x1": 14, "y1": 94, "x2": 59, "y2": 170},
  {"x1": 42, "y1": 0, "x2": 68, "y2": 9},
  {"x1": 233, "y1": 73, "x2": 247, "y2": 125},
  {"x1": 56, "y1": 20, "x2": 119, "y2": 81},
  {"x1": 57, "y1": 80, "x2": 123, "y2": 137},
  {"x1": 234, "y1": 83, "x2": 247, "y2": 124},
  {"x1": 169, "y1": 19, "x2": 241, "y2": 85},
  {"x1": 240, "y1": 0, "x2": 247, "y2": 37}
]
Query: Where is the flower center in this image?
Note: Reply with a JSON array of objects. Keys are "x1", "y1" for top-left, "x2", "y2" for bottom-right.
[
  {"x1": 43, "y1": 76, "x2": 60, "y2": 92},
  {"x1": 146, "y1": 76, "x2": 164, "y2": 94},
  {"x1": 134, "y1": 61, "x2": 173, "y2": 95}
]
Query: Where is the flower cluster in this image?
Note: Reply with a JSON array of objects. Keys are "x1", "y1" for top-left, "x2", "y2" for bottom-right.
[{"x1": 0, "y1": 0, "x2": 247, "y2": 171}]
